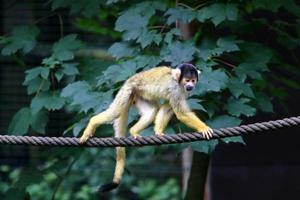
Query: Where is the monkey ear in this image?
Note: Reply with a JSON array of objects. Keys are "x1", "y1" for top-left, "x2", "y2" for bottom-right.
[
  {"x1": 172, "y1": 68, "x2": 181, "y2": 81},
  {"x1": 197, "y1": 70, "x2": 201, "y2": 75}
]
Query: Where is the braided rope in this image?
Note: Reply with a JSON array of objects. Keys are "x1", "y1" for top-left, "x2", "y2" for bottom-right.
[{"x1": 0, "y1": 116, "x2": 299, "y2": 148}]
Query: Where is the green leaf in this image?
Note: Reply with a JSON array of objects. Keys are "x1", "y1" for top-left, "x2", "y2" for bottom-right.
[
  {"x1": 161, "y1": 41, "x2": 196, "y2": 66},
  {"x1": 62, "y1": 63, "x2": 79, "y2": 76},
  {"x1": 1, "y1": 25, "x2": 40, "y2": 55},
  {"x1": 24, "y1": 67, "x2": 49, "y2": 84},
  {"x1": 196, "y1": 69, "x2": 229, "y2": 94},
  {"x1": 228, "y1": 78, "x2": 255, "y2": 98},
  {"x1": 197, "y1": 3, "x2": 238, "y2": 26},
  {"x1": 137, "y1": 30, "x2": 162, "y2": 48},
  {"x1": 99, "y1": 61, "x2": 137, "y2": 84},
  {"x1": 206, "y1": 115, "x2": 245, "y2": 144},
  {"x1": 31, "y1": 91, "x2": 65, "y2": 114},
  {"x1": 188, "y1": 99, "x2": 206, "y2": 112},
  {"x1": 52, "y1": 34, "x2": 83, "y2": 61},
  {"x1": 164, "y1": 28, "x2": 181, "y2": 44},
  {"x1": 251, "y1": 0, "x2": 285, "y2": 12},
  {"x1": 115, "y1": 2, "x2": 166, "y2": 40},
  {"x1": 133, "y1": 55, "x2": 162, "y2": 70},
  {"x1": 191, "y1": 139, "x2": 218, "y2": 154},
  {"x1": 61, "y1": 81, "x2": 91, "y2": 98},
  {"x1": 234, "y1": 63, "x2": 265, "y2": 80},
  {"x1": 206, "y1": 115, "x2": 241, "y2": 129},
  {"x1": 42, "y1": 57, "x2": 60, "y2": 69},
  {"x1": 23, "y1": 77, "x2": 51, "y2": 95},
  {"x1": 108, "y1": 42, "x2": 137, "y2": 59},
  {"x1": 216, "y1": 37, "x2": 240, "y2": 53},
  {"x1": 165, "y1": 7, "x2": 196, "y2": 25},
  {"x1": 225, "y1": 98, "x2": 256, "y2": 117},
  {"x1": 55, "y1": 69, "x2": 64, "y2": 82},
  {"x1": 61, "y1": 81, "x2": 111, "y2": 113},
  {"x1": 255, "y1": 92, "x2": 273, "y2": 112},
  {"x1": 51, "y1": 0, "x2": 102, "y2": 17},
  {"x1": 31, "y1": 109, "x2": 48, "y2": 134},
  {"x1": 8, "y1": 107, "x2": 32, "y2": 135},
  {"x1": 72, "y1": 118, "x2": 88, "y2": 136}
]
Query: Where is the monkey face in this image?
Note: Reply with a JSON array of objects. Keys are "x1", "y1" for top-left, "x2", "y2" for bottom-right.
[{"x1": 181, "y1": 77, "x2": 197, "y2": 92}]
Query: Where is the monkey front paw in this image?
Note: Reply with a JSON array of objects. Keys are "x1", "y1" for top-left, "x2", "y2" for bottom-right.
[
  {"x1": 79, "y1": 130, "x2": 93, "y2": 143},
  {"x1": 198, "y1": 126, "x2": 213, "y2": 139},
  {"x1": 79, "y1": 134, "x2": 91, "y2": 144},
  {"x1": 155, "y1": 132, "x2": 165, "y2": 137}
]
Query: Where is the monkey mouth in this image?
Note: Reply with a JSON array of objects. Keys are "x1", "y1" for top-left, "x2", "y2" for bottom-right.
[{"x1": 186, "y1": 87, "x2": 193, "y2": 91}]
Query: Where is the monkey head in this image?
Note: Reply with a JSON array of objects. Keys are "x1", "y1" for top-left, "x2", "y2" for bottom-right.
[{"x1": 172, "y1": 63, "x2": 200, "y2": 92}]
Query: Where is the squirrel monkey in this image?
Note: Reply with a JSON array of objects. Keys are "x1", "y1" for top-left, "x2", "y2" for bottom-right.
[{"x1": 80, "y1": 63, "x2": 213, "y2": 192}]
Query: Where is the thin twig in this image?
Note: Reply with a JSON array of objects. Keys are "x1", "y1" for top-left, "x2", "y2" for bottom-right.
[
  {"x1": 57, "y1": 14, "x2": 64, "y2": 38},
  {"x1": 51, "y1": 158, "x2": 78, "y2": 200},
  {"x1": 212, "y1": 57, "x2": 236, "y2": 68}
]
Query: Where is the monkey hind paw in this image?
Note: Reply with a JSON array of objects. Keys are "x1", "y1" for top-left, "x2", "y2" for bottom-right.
[{"x1": 99, "y1": 182, "x2": 119, "y2": 193}]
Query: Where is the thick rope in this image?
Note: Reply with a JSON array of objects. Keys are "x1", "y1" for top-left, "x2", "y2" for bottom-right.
[{"x1": 0, "y1": 116, "x2": 299, "y2": 147}]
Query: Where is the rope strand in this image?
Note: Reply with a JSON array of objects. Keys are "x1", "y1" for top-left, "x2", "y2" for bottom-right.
[{"x1": 0, "y1": 116, "x2": 299, "y2": 147}]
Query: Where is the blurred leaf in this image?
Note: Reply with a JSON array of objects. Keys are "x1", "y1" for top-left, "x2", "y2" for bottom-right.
[
  {"x1": 255, "y1": 92, "x2": 273, "y2": 112},
  {"x1": 24, "y1": 77, "x2": 51, "y2": 95},
  {"x1": 115, "y1": 1, "x2": 166, "y2": 41},
  {"x1": 165, "y1": 7, "x2": 196, "y2": 24},
  {"x1": 1, "y1": 25, "x2": 39, "y2": 55},
  {"x1": 62, "y1": 63, "x2": 79, "y2": 76},
  {"x1": 216, "y1": 37, "x2": 240, "y2": 53},
  {"x1": 51, "y1": 0, "x2": 103, "y2": 17},
  {"x1": 206, "y1": 115, "x2": 241, "y2": 129},
  {"x1": 228, "y1": 77, "x2": 255, "y2": 98},
  {"x1": 52, "y1": 34, "x2": 83, "y2": 61},
  {"x1": 24, "y1": 67, "x2": 50, "y2": 84},
  {"x1": 197, "y1": 3, "x2": 238, "y2": 26},
  {"x1": 31, "y1": 109, "x2": 49, "y2": 134},
  {"x1": 191, "y1": 139, "x2": 218, "y2": 154},
  {"x1": 188, "y1": 99, "x2": 206, "y2": 112},
  {"x1": 137, "y1": 30, "x2": 162, "y2": 48},
  {"x1": 164, "y1": 28, "x2": 181, "y2": 44},
  {"x1": 251, "y1": 0, "x2": 285, "y2": 12},
  {"x1": 108, "y1": 42, "x2": 137, "y2": 59},
  {"x1": 8, "y1": 107, "x2": 31, "y2": 135},
  {"x1": 207, "y1": 115, "x2": 244, "y2": 144},
  {"x1": 31, "y1": 91, "x2": 65, "y2": 114},
  {"x1": 196, "y1": 69, "x2": 229, "y2": 94},
  {"x1": 225, "y1": 98, "x2": 256, "y2": 117},
  {"x1": 161, "y1": 41, "x2": 196, "y2": 66},
  {"x1": 4, "y1": 188, "x2": 28, "y2": 200}
]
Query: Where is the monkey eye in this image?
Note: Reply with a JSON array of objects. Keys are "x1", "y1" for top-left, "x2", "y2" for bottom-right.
[{"x1": 191, "y1": 79, "x2": 195, "y2": 83}]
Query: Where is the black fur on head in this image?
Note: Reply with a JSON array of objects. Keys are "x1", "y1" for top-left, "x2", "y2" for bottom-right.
[{"x1": 177, "y1": 63, "x2": 199, "y2": 83}]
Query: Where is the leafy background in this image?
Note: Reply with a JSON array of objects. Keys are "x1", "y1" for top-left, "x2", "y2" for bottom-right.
[{"x1": 0, "y1": 0, "x2": 299, "y2": 199}]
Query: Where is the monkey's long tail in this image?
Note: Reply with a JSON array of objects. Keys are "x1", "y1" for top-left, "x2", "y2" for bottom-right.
[
  {"x1": 99, "y1": 147, "x2": 125, "y2": 192},
  {"x1": 99, "y1": 85, "x2": 131, "y2": 192}
]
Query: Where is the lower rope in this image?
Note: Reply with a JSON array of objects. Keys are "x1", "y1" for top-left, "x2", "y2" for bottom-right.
[{"x1": 0, "y1": 116, "x2": 299, "y2": 147}]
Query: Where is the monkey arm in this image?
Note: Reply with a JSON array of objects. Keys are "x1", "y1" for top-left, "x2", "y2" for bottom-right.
[{"x1": 170, "y1": 98, "x2": 213, "y2": 139}]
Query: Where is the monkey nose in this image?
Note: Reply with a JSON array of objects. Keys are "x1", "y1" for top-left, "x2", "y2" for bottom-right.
[{"x1": 186, "y1": 86, "x2": 193, "y2": 91}]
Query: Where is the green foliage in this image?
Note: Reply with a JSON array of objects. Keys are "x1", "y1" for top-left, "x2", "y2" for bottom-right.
[
  {"x1": 136, "y1": 178, "x2": 180, "y2": 200},
  {"x1": 8, "y1": 107, "x2": 48, "y2": 135},
  {"x1": 197, "y1": 3, "x2": 239, "y2": 25},
  {"x1": 1, "y1": 25, "x2": 39, "y2": 55},
  {"x1": 1, "y1": 0, "x2": 300, "y2": 199}
]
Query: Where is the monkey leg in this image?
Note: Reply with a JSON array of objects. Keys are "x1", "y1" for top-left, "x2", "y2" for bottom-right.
[
  {"x1": 129, "y1": 98, "x2": 158, "y2": 138},
  {"x1": 80, "y1": 107, "x2": 122, "y2": 143},
  {"x1": 154, "y1": 103, "x2": 173, "y2": 136}
]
